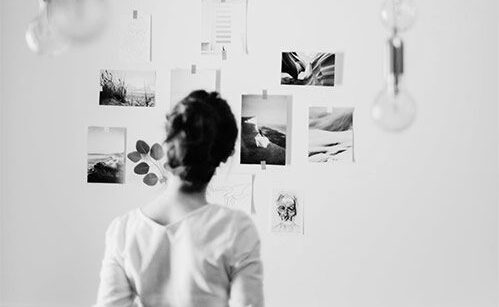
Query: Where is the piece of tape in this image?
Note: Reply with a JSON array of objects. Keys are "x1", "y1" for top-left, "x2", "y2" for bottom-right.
[
  {"x1": 260, "y1": 160, "x2": 266, "y2": 170},
  {"x1": 251, "y1": 174, "x2": 256, "y2": 214},
  {"x1": 222, "y1": 47, "x2": 227, "y2": 61},
  {"x1": 191, "y1": 64, "x2": 197, "y2": 74},
  {"x1": 133, "y1": 10, "x2": 138, "y2": 19}
]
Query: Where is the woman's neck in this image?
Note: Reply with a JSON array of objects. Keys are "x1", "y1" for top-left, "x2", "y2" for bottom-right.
[
  {"x1": 161, "y1": 176, "x2": 208, "y2": 207},
  {"x1": 142, "y1": 176, "x2": 209, "y2": 226}
]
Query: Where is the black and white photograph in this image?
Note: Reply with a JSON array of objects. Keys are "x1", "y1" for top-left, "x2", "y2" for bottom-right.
[
  {"x1": 99, "y1": 70, "x2": 156, "y2": 107},
  {"x1": 309, "y1": 106, "x2": 354, "y2": 163},
  {"x1": 281, "y1": 52, "x2": 336, "y2": 86},
  {"x1": 270, "y1": 189, "x2": 304, "y2": 235},
  {"x1": 87, "y1": 127, "x2": 126, "y2": 184},
  {"x1": 3, "y1": 0, "x2": 498, "y2": 306},
  {"x1": 240, "y1": 94, "x2": 291, "y2": 166}
]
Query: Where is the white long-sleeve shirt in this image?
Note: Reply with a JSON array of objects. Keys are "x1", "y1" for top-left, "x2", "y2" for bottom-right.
[{"x1": 95, "y1": 203, "x2": 264, "y2": 307}]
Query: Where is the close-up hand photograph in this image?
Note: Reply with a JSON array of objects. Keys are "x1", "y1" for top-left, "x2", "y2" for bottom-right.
[{"x1": 0, "y1": 0, "x2": 498, "y2": 306}]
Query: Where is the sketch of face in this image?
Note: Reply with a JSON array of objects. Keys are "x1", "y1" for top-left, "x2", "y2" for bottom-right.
[{"x1": 276, "y1": 193, "x2": 297, "y2": 222}]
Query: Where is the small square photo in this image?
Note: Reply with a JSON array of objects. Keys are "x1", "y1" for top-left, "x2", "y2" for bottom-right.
[
  {"x1": 99, "y1": 70, "x2": 156, "y2": 107},
  {"x1": 281, "y1": 52, "x2": 336, "y2": 87},
  {"x1": 309, "y1": 107, "x2": 354, "y2": 163}
]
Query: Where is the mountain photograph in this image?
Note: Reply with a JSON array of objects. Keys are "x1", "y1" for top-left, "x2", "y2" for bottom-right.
[{"x1": 240, "y1": 95, "x2": 291, "y2": 166}]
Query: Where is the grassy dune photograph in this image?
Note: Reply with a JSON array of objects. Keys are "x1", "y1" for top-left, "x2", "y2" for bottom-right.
[{"x1": 99, "y1": 70, "x2": 156, "y2": 107}]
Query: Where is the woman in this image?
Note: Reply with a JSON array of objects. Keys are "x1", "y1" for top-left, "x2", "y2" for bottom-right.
[{"x1": 95, "y1": 91, "x2": 264, "y2": 307}]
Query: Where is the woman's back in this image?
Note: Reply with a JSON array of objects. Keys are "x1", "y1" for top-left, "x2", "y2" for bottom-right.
[
  {"x1": 96, "y1": 203, "x2": 264, "y2": 307},
  {"x1": 95, "y1": 91, "x2": 263, "y2": 306}
]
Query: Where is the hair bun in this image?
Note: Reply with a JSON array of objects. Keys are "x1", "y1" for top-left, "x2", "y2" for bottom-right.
[{"x1": 165, "y1": 90, "x2": 238, "y2": 191}]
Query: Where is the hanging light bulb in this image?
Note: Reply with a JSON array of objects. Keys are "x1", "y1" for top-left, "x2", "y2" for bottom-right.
[
  {"x1": 372, "y1": 36, "x2": 416, "y2": 131},
  {"x1": 372, "y1": 0, "x2": 417, "y2": 132},
  {"x1": 380, "y1": 0, "x2": 417, "y2": 32},
  {"x1": 25, "y1": 0, "x2": 71, "y2": 56},
  {"x1": 49, "y1": 0, "x2": 110, "y2": 44}
]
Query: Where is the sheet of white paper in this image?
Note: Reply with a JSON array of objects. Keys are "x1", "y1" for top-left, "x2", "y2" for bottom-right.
[
  {"x1": 207, "y1": 174, "x2": 253, "y2": 215},
  {"x1": 119, "y1": 12, "x2": 152, "y2": 63},
  {"x1": 170, "y1": 68, "x2": 220, "y2": 108},
  {"x1": 201, "y1": 0, "x2": 248, "y2": 56}
]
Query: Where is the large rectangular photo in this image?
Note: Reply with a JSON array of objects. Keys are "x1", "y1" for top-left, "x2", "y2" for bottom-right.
[
  {"x1": 240, "y1": 94, "x2": 291, "y2": 166},
  {"x1": 281, "y1": 52, "x2": 336, "y2": 87},
  {"x1": 87, "y1": 127, "x2": 126, "y2": 184},
  {"x1": 99, "y1": 70, "x2": 156, "y2": 107},
  {"x1": 308, "y1": 107, "x2": 354, "y2": 163}
]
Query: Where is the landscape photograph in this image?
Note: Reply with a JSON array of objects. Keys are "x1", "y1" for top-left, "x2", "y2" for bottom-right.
[
  {"x1": 99, "y1": 70, "x2": 156, "y2": 107},
  {"x1": 87, "y1": 127, "x2": 126, "y2": 184},
  {"x1": 281, "y1": 51, "x2": 336, "y2": 87},
  {"x1": 309, "y1": 107, "x2": 354, "y2": 163},
  {"x1": 240, "y1": 94, "x2": 291, "y2": 166}
]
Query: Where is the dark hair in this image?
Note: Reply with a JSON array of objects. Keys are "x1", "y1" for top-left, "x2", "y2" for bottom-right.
[{"x1": 165, "y1": 90, "x2": 238, "y2": 192}]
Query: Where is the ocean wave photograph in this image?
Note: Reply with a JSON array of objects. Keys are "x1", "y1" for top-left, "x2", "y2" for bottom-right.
[
  {"x1": 240, "y1": 95, "x2": 291, "y2": 166},
  {"x1": 87, "y1": 127, "x2": 127, "y2": 184},
  {"x1": 309, "y1": 107, "x2": 354, "y2": 163}
]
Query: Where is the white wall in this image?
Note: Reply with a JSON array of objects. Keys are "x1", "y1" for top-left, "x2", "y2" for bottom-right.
[
  {"x1": 0, "y1": 0, "x2": 498, "y2": 307},
  {"x1": 0, "y1": 0, "x2": 4, "y2": 302}
]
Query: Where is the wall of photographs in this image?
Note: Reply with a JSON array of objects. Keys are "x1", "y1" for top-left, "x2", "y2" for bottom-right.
[
  {"x1": 88, "y1": 3, "x2": 353, "y2": 224},
  {"x1": 2, "y1": 0, "x2": 498, "y2": 306}
]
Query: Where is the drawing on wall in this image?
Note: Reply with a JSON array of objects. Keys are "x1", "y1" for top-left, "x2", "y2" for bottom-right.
[
  {"x1": 170, "y1": 68, "x2": 220, "y2": 108},
  {"x1": 270, "y1": 189, "x2": 304, "y2": 234},
  {"x1": 240, "y1": 94, "x2": 291, "y2": 166},
  {"x1": 207, "y1": 174, "x2": 253, "y2": 214},
  {"x1": 87, "y1": 127, "x2": 126, "y2": 184},
  {"x1": 281, "y1": 52, "x2": 337, "y2": 87},
  {"x1": 309, "y1": 107, "x2": 354, "y2": 163},
  {"x1": 201, "y1": 0, "x2": 248, "y2": 55},
  {"x1": 99, "y1": 70, "x2": 156, "y2": 107},
  {"x1": 118, "y1": 12, "x2": 152, "y2": 63}
]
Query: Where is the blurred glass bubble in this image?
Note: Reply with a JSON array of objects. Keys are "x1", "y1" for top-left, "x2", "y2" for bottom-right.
[
  {"x1": 49, "y1": 0, "x2": 110, "y2": 43},
  {"x1": 381, "y1": 0, "x2": 417, "y2": 32},
  {"x1": 25, "y1": 3, "x2": 71, "y2": 56}
]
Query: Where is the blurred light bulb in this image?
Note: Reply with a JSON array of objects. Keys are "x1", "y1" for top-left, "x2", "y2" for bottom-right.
[
  {"x1": 381, "y1": 0, "x2": 417, "y2": 33},
  {"x1": 25, "y1": 2, "x2": 70, "y2": 56},
  {"x1": 50, "y1": 0, "x2": 110, "y2": 43},
  {"x1": 372, "y1": 35, "x2": 416, "y2": 132},
  {"x1": 372, "y1": 76, "x2": 416, "y2": 132}
]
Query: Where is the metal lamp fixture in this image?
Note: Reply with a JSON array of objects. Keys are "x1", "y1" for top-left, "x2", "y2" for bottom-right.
[
  {"x1": 26, "y1": 0, "x2": 110, "y2": 56},
  {"x1": 372, "y1": 0, "x2": 417, "y2": 132}
]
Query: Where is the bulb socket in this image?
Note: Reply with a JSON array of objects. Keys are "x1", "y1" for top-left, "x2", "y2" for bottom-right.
[
  {"x1": 388, "y1": 35, "x2": 404, "y2": 75},
  {"x1": 388, "y1": 35, "x2": 404, "y2": 94}
]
